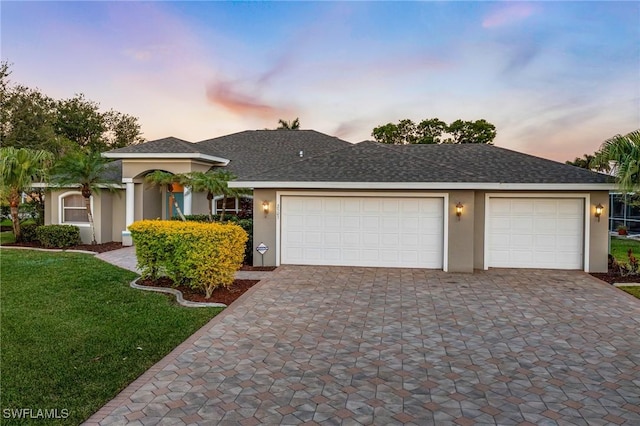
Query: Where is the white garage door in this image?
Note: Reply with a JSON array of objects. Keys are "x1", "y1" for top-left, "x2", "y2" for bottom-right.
[
  {"x1": 487, "y1": 198, "x2": 584, "y2": 269},
  {"x1": 281, "y1": 196, "x2": 444, "y2": 268}
]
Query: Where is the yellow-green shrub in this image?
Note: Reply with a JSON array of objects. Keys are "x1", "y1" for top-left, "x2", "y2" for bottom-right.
[{"x1": 129, "y1": 220, "x2": 248, "y2": 298}]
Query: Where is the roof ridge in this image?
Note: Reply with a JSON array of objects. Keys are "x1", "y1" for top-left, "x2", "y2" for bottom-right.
[{"x1": 236, "y1": 142, "x2": 357, "y2": 180}]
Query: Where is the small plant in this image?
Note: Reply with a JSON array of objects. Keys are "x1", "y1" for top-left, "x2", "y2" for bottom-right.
[
  {"x1": 617, "y1": 225, "x2": 628, "y2": 235},
  {"x1": 35, "y1": 225, "x2": 81, "y2": 248}
]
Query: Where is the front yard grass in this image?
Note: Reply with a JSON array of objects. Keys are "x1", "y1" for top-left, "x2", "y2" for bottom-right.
[
  {"x1": 0, "y1": 250, "x2": 223, "y2": 425},
  {"x1": 610, "y1": 236, "x2": 640, "y2": 263},
  {"x1": 1, "y1": 231, "x2": 16, "y2": 244}
]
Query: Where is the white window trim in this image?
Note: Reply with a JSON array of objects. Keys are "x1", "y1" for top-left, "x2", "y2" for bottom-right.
[
  {"x1": 275, "y1": 191, "x2": 449, "y2": 272},
  {"x1": 483, "y1": 193, "x2": 591, "y2": 272},
  {"x1": 212, "y1": 195, "x2": 253, "y2": 214},
  {"x1": 58, "y1": 191, "x2": 93, "y2": 227}
]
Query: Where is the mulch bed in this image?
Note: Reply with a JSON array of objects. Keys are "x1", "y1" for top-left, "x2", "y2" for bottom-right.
[
  {"x1": 137, "y1": 277, "x2": 260, "y2": 305},
  {"x1": 4, "y1": 241, "x2": 124, "y2": 253},
  {"x1": 240, "y1": 265, "x2": 277, "y2": 271},
  {"x1": 590, "y1": 272, "x2": 640, "y2": 285}
]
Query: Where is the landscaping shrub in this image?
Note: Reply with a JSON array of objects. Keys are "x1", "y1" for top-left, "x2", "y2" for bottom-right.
[
  {"x1": 172, "y1": 215, "x2": 254, "y2": 264},
  {"x1": 35, "y1": 225, "x2": 81, "y2": 248},
  {"x1": 129, "y1": 220, "x2": 248, "y2": 298},
  {"x1": 20, "y1": 223, "x2": 39, "y2": 243}
]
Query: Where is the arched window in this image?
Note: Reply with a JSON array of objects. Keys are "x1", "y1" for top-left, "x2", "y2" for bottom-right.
[{"x1": 59, "y1": 192, "x2": 91, "y2": 225}]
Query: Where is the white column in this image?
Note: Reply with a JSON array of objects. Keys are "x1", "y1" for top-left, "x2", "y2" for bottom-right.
[
  {"x1": 125, "y1": 179, "x2": 135, "y2": 227},
  {"x1": 183, "y1": 186, "x2": 192, "y2": 216}
]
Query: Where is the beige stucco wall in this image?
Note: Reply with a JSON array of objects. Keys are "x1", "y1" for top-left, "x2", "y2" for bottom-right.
[
  {"x1": 45, "y1": 189, "x2": 94, "y2": 244},
  {"x1": 250, "y1": 189, "x2": 610, "y2": 273},
  {"x1": 142, "y1": 185, "x2": 162, "y2": 220},
  {"x1": 192, "y1": 192, "x2": 211, "y2": 216},
  {"x1": 447, "y1": 190, "x2": 475, "y2": 273},
  {"x1": 252, "y1": 189, "x2": 278, "y2": 266},
  {"x1": 122, "y1": 159, "x2": 213, "y2": 180},
  {"x1": 111, "y1": 190, "x2": 126, "y2": 242},
  {"x1": 589, "y1": 191, "x2": 610, "y2": 273}
]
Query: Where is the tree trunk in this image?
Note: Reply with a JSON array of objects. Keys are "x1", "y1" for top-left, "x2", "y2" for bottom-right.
[
  {"x1": 169, "y1": 192, "x2": 186, "y2": 221},
  {"x1": 207, "y1": 193, "x2": 214, "y2": 222},
  {"x1": 84, "y1": 196, "x2": 97, "y2": 245},
  {"x1": 220, "y1": 195, "x2": 227, "y2": 222},
  {"x1": 9, "y1": 197, "x2": 21, "y2": 242}
]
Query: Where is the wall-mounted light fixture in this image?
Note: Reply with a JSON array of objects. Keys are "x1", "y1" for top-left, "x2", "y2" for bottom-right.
[
  {"x1": 262, "y1": 201, "x2": 270, "y2": 216},
  {"x1": 595, "y1": 203, "x2": 604, "y2": 222},
  {"x1": 455, "y1": 202, "x2": 464, "y2": 221}
]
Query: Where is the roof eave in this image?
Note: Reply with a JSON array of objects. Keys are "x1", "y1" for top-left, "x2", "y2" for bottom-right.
[
  {"x1": 102, "y1": 152, "x2": 230, "y2": 165},
  {"x1": 229, "y1": 181, "x2": 617, "y2": 191}
]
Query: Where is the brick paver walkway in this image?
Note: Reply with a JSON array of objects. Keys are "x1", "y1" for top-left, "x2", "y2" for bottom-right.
[{"x1": 85, "y1": 267, "x2": 640, "y2": 425}]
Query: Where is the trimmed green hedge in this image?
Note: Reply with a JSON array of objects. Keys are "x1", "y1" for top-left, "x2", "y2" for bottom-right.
[
  {"x1": 20, "y1": 224, "x2": 39, "y2": 243},
  {"x1": 35, "y1": 225, "x2": 81, "y2": 248},
  {"x1": 129, "y1": 220, "x2": 248, "y2": 298}
]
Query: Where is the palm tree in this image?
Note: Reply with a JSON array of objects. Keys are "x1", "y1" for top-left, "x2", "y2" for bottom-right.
[
  {"x1": 595, "y1": 130, "x2": 640, "y2": 193},
  {"x1": 0, "y1": 147, "x2": 53, "y2": 241},
  {"x1": 277, "y1": 118, "x2": 300, "y2": 130},
  {"x1": 184, "y1": 169, "x2": 250, "y2": 222},
  {"x1": 144, "y1": 170, "x2": 187, "y2": 221},
  {"x1": 181, "y1": 171, "x2": 224, "y2": 222},
  {"x1": 52, "y1": 150, "x2": 119, "y2": 244}
]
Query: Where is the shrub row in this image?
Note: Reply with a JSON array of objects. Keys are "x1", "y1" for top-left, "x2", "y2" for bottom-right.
[
  {"x1": 129, "y1": 220, "x2": 248, "y2": 298},
  {"x1": 34, "y1": 225, "x2": 81, "y2": 248}
]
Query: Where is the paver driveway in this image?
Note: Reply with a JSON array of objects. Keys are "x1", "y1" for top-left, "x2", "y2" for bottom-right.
[{"x1": 86, "y1": 267, "x2": 640, "y2": 425}]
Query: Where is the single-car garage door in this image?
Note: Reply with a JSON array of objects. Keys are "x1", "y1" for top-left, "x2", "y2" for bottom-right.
[
  {"x1": 281, "y1": 196, "x2": 444, "y2": 268},
  {"x1": 487, "y1": 198, "x2": 584, "y2": 269}
]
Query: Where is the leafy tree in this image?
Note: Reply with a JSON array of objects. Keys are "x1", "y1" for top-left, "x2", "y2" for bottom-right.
[
  {"x1": 0, "y1": 147, "x2": 53, "y2": 241},
  {"x1": 144, "y1": 171, "x2": 187, "y2": 221},
  {"x1": 51, "y1": 151, "x2": 120, "y2": 244},
  {"x1": 277, "y1": 118, "x2": 300, "y2": 130},
  {"x1": 1, "y1": 62, "x2": 144, "y2": 154},
  {"x1": 595, "y1": 130, "x2": 640, "y2": 193},
  {"x1": 415, "y1": 118, "x2": 448, "y2": 144},
  {"x1": 445, "y1": 119, "x2": 496, "y2": 144},
  {"x1": 372, "y1": 118, "x2": 496, "y2": 145}
]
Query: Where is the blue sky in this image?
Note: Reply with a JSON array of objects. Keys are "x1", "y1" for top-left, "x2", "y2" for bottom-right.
[{"x1": 2, "y1": 1, "x2": 638, "y2": 161}]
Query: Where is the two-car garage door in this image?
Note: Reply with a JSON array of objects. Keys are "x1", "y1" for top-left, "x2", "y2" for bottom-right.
[
  {"x1": 486, "y1": 198, "x2": 584, "y2": 270},
  {"x1": 281, "y1": 196, "x2": 444, "y2": 268}
]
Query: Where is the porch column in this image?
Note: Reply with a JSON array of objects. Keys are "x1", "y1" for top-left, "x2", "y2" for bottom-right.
[
  {"x1": 122, "y1": 178, "x2": 135, "y2": 246},
  {"x1": 183, "y1": 186, "x2": 192, "y2": 216}
]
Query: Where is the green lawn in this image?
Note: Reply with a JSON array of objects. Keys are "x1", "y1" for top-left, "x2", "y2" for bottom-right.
[
  {"x1": 610, "y1": 236, "x2": 640, "y2": 263},
  {"x1": 619, "y1": 286, "x2": 640, "y2": 299},
  {"x1": 1, "y1": 231, "x2": 16, "y2": 244},
  {"x1": 0, "y1": 250, "x2": 222, "y2": 425}
]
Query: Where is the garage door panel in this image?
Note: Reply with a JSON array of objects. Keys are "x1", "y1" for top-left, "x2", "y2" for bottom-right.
[
  {"x1": 281, "y1": 196, "x2": 443, "y2": 268},
  {"x1": 488, "y1": 198, "x2": 583, "y2": 270}
]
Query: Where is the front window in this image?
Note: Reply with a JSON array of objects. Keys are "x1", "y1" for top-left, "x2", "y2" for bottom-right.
[
  {"x1": 213, "y1": 196, "x2": 253, "y2": 216},
  {"x1": 62, "y1": 193, "x2": 89, "y2": 223}
]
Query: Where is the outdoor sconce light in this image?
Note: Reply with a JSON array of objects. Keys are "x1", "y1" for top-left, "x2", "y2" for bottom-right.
[
  {"x1": 262, "y1": 201, "x2": 270, "y2": 216},
  {"x1": 595, "y1": 203, "x2": 604, "y2": 222},
  {"x1": 455, "y1": 202, "x2": 463, "y2": 221}
]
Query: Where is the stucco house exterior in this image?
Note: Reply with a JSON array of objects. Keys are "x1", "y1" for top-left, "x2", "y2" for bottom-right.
[{"x1": 44, "y1": 129, "x2": 615, "y2": 273}]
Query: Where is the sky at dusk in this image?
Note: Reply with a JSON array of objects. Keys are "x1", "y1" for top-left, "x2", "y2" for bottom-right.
[{"x1": 2, "y1": 1, "x2": 638, "y2": 162}]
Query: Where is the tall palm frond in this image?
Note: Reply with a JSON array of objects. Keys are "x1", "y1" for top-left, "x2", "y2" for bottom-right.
[
  {"x1": 0, "y1": 147, "x2": 53, "y2": 241},
  {"x1": 595, "y1": 130, "x2": 640, "y2": 193},
  {"x1": 144, "y1": 170, "x2": 187, "y2": 221}
]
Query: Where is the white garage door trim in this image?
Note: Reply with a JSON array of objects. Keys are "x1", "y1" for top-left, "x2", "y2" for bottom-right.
[
  {"x1": 484, "y1": 193, "x2": 591, "y2": 271},
  {"x1": 276, "y1": 191, "x2": 449, "y2": 271}
]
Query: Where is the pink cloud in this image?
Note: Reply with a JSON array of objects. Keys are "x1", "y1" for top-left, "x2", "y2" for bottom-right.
[
  {"x1": 482, "y1": 4, "x2": 535, "y2": 28},
  {"x1": 205, "y1": 79, "x2": 290, "y2": 119}
]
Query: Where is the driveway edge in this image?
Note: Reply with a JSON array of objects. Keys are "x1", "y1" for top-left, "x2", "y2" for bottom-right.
[{"x1": 82, "y1": 273, "x2": 274, "y2": 425}]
